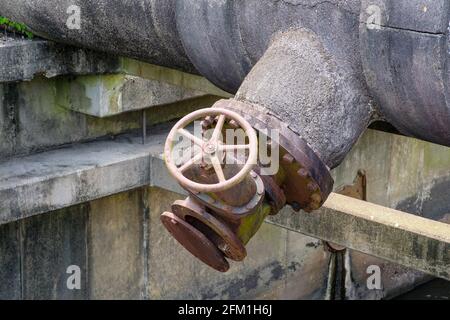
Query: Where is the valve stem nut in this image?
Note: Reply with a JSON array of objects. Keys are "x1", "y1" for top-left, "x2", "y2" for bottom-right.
[{"x1": 228, "y1": 119, "x2": 239, "y2": 129}]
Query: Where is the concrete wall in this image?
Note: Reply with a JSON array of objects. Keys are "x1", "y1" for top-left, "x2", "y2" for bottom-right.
[{"x1": 1, "y1": 129, "x2": 449, "y2": 300}]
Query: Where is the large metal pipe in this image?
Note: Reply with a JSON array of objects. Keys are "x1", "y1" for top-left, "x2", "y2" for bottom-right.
[
  {"x1": 2, "y1": 1, "x2": 449, "y2": 150},
  {"x1": 0, "y1": 0, "x2": 372, "y2": 166},
  {"x1": 0, "y1": 0, "x2": 195, "y2": 73}
]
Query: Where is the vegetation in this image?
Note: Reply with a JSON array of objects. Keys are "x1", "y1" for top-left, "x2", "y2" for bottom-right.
[{"x1": 0, "y1": 16, "x2": 33, "y2": 39}]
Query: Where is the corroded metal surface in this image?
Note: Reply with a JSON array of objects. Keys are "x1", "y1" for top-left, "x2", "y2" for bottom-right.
[
  {"x1": 164, "y1": 108, "x2": 258, "y2": 193},
  {"x1": 216, "y1": 99, "x2": 334, "y2": 212},
  {"x1": 171, "y1": 197, "x2": 247, "y2": 261},
  {"x1": 327, "y1": 170, "x2": 367, "y2": 252},
  {"x1": 189, "y1": 171, "x2": 265, "y2": 218},
  {"x1": 338, "y1": 170, "x2": 367, "y2": 202},
  {"x1": 161, "y1": 211, "x2": 230, "y2": 272}
]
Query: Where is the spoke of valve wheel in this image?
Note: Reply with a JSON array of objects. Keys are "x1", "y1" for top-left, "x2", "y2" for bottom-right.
[
  {"x1": 219, "y1": 144, "x2": 250, "y2": 151},
  {"x1": 211, "y1": 155, "x2": 226, "y2": 183},
  {"x1": 211, "y1": 115, "x2": 226, "y2": 142},
  {"x1": 179, "y1": 153, "x2": 203, "y2": 173},
  {"x1": 178, "y1": 128, "x2": 204, "y2": 147}
]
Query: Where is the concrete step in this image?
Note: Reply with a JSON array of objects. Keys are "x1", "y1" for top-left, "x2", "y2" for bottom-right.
[
  {"x1": 0, "y1": 127, "x2": 184, "y2": 225},
  {"x1": 56, "y1": 74, "x2": 209, "y2": 117},
  {"x1": 0, "y1": 32, "x2": 120, "y2": 82}
]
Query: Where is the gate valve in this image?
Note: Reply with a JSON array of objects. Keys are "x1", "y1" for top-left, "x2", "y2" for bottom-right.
[{"x1": 160, "y1": 104, "x2": 329, "y2": 272}]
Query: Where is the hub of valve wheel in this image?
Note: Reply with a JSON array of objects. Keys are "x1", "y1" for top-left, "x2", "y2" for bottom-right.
[{"x1": 161, "y1": 102, "x2": 333, "y2": 272}]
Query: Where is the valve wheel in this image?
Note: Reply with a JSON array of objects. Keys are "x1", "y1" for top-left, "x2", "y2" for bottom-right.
[{"x1": 164, "y1": 108, "x2": 258, "y2": 193}]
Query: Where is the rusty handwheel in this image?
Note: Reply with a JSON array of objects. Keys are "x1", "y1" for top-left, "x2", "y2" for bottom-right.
[{"x1": 164, "y1": 108, "x2": 258, "y2": 193}]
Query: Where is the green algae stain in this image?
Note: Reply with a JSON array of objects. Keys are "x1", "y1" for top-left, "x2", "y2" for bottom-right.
[{"x1": 0, "y1": 16, "x2": 34, "y2": 39}]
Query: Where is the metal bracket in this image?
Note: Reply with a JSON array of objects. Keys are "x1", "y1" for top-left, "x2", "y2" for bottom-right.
[
  {"x1": 326, "y1": 170, "x2": 367, "y2": 253},
  {"x1": 338, "y1": 170, "x2": 367, "y2": 201}
]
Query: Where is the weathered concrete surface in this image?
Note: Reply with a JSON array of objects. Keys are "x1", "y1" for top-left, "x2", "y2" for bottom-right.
[
  {"x1": 395, "y1": 279, "x2": 450, "y2": 300},
  {"x1": 0, "y1": 83, "x2": 16, "y2": 156},
  {"x1": 0, "y1": 221, "x2": 21, "y2": 299},
  {"x1": 0, "y1": 203, "x2": 100, "y2": 300},
  {"x1": 334, "y1": 129, "x2": 450, "y2": 217},
  {"x1": 148, "y1": 127, "x2": 450, "y2": 297},
  {"x1": 0, "y1": 32, "x2": 121, "y2": 82},
  {"x1": 0, "y1": 76, "x2": 220, "y2": 160},
  {"x1": 0, "y1": 186, "x2": 332, "y2": 300},
  {"x1": 56, "y1": 74, "x2": 208, "y2": 117},
  {"x1": 88, "y1": 190, "x2": 146, "y2": 299},
  {"x1": 0, "y1": 33, "x2": 229, "y2": 100},
  {"x1": 21, "y1": 204, "x2": 88, "y2": 299},
  {"x1": 269, "y1": 193, "x2": 450, "y2": 280},
  {"x1": 0, "y1": 128, "x2": 449, "y2": 299},
  {"x1": 346, "y1": 250, "x2": 431, "y2": 300},
  {"x1": 1, "y1": 127, "x2": 449, "y2": 225},
  {"x1": 120, "y1": 59, "x2": 230, "y2": 98},
  {"x1": 0, "y1": 132, "x2": 163, "y2": 224},
  {"x1": 0, "y1": 158, "x2": 321, "y2": 300},
  {"x1": 322, "y1": 128, "x2": 450, "y2": 298}
]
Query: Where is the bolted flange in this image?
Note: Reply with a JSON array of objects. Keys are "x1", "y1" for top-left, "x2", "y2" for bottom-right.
[
  {"x1": 171, "y1": 197, "x2": 247, "y2": 262},
  {"x1": 161, "y1": 212, "x2": 230, "y2": 272},
  {"x1": 214, "y1": 99, "x2": 334, "y2": 212}
]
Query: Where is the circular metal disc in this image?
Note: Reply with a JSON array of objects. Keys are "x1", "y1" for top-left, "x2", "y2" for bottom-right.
[{"x1": 161, "y1": 212, "x2": 230, "y2": 272}]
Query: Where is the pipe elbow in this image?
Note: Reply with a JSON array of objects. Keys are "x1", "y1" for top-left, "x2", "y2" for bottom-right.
[{"x1": 235, "y1": 29, "x2": 373, "y2": 169}]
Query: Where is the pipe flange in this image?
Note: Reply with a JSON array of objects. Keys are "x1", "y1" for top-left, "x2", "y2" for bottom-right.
[
  {"x1": 171, "y1": 197, "x2": 247, "y2": 262},
  {"x1": 161, "y1": 212, "x2": 230, "y2": 272},
  {"x1": 256, "y1": 171, "x2": 287, "y2": 215},
  {"x1": 215, "y1": 99, "x2": 334, "y2": 212}
]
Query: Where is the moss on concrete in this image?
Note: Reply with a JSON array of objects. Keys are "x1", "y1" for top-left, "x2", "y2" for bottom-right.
[
  {"x1": 0, "y1": 16, "x2": 33, "y2": 38},
  {"x1": 120, "y1": 58, "x2": 231, "y2": 98}
]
